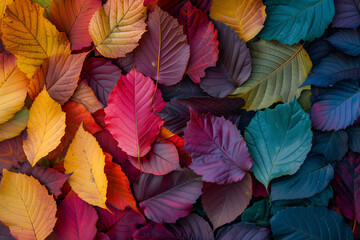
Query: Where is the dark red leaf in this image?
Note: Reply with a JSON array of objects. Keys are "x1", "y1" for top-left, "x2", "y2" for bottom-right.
[{"x1": 0, "y1": 136, "x2": 26, "y2": 177}]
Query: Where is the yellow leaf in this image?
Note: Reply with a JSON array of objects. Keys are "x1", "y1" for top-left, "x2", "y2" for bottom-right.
[
  {"x1": 0, "y1": 107, "x2": 28, "y2": 142},
  {"x1": 1, "y1": 0, "x2": 71, "y2": 78},
  {"x1": 210, "y1": 0, "x2": 266, "y2": 42},
  {"x1": 23, "y1": 88, "x2": 66, "y2": 166},
  {"x1": 0, "y1": 0, "x2": 12, "y2": 20},
  {"x1": 0, "y1": 169, "x2": 57, "y2": 240},
  {"x1": 89, "y1": 0, "x2": 147, "y2": 58},
  {"x1": 0, "y1": 51, "x2": 29, "y2": 125},
  {"x1": 65, "y1": 123, "x2": 108, "y2": 209},
  {"x1": 70, "y1": 81, "x2": 104, "y2": 113}
]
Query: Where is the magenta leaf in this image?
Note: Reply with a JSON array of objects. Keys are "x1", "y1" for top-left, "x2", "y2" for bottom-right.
[
  {"x1": 183, "y1": 109, "x2": 252, "y2": 184},
  {"x1": 134, "y1": 169, "x2": 203, "y2": 223},
  {"x1": 216, "y1": 222, "x2": 270, "y2": 240},
  {"x1": 54, "y1": 191, "x2": 98, "y2": 240}
]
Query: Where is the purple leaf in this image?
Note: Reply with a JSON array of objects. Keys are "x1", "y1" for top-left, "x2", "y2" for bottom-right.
[
  {"x1": 133, "y1": 169, "x2": 203, "y2": 223},
  {"x1": 0, "y1": 221, "x2": 15, "y2": 240},
  {"x1": 183, "y1": 110, "x2": 252, "y2": 184},
  {"x1": 202, "y1": 173, "x2": 252, "y2": 229},
  {"x1": 113, "y1": 53, "x2": 134, "y2": 75},
  {"x1": 332, "y1": 0, "x2": 360, "y2": 28},
  {"x1": 332, "y1": 151, "x2": 360, "y2": 223},
  {"x1": 215, "y1": 222, "x2": 270, "y2": 240},
  {"x1": 199, "y1": 20, "x2": 251, "y2": 97},
  {"x1": 326, "y1": 29, "x2": 360, "y2": 56}
]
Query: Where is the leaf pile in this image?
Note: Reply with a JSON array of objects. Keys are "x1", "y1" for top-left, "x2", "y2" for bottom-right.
[{"x1": 0, "y1": 0, "x2": 359, "y2": 239}]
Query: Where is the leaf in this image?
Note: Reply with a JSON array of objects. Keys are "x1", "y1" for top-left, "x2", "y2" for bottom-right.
[
  {"x1": 97, "y1": 205, "x2": 146, "y2": 240},
  {"x1": 347, "y1": 127, "x2": 360, "y2": 153},
  {"x1": 309, "y1": 79, "x2": 360, "y2": 131},
  {"x1": 50, "y1": 0, "x2": 102, "y2": 50},
  {"x1": 32, "y1": 0, "x2": 52, "y2": 17},
  {"x1": 144, "y1": 0, "x2": 211, "y2": 16},
  {"x1": 0, "y1": 221, "x2": 15, "y2": 240},
  {"x1": 81, "y1": 57, "x2": 122, "y2": 106},
  {"x1": 0, "y1": 0, "x2": 12, "y2": 20},
  {"x1": 302, "y1": 52, "x2": 360, "y2": 87},
  {"x1": 270, "y1": 207, "x2": 353, "y2": 240},
  {"x1": 231, "y1": 39, "x2": 312, "y2": 110},
  {"x1": 64, "y1": 124, "x2": 108, "y2": 209},
  {"x1": 0, "y1": 51, "x2": 29, "y2": 125},
  {"x1": 259, "y1": 0, "x2": 334, "y2": 45},
  {"x1": 326, "y1": 29, "x2": 360, "y2": 56},
  {"x1": 215, "y1": 222, "x2": 270, "y2": 240},
  {"x1": 113, "y1": 52, "x2": 134, "y2": 75},
  {"x1": 23, "y1": 88, "x2": 66, "y2": 166},
  {"x1": 312, "y1": 131, "x2": 348, "y2": 162},
  {"x1": 54, "y1": 191, "x2": 98, "y2": 240},
  {"x1": 178, "y1": 2, "x2": 219, "y2": 83},
  {"x1": 332, "y1": 0, "x2": 360, "y2": 28},
  {"x1": 88, "y1": 0, "x2": 147, "y2": 58},
  {"x1": 270, "y1": 154, "x2": 334, "y2": 201},
  {"x1": 199, "y1": 21, "x2": 251, "y2": 98},
  {"x1": 241, "y1": 198, "x2": 271, "y2": 228},
  {"x1": 209, "y1": 0, "x2": 266, "y2": 42},
  {"x1": 134, "y1": 5, "x2": 190, "y2": 86},
  {"x1": 128, "y1": 138, "x2": 180, "y2": 175},
  {"x1": 0, "y1": 170, "x2": 57, "y2": 240},
  {"x1": 305, "y1": 39, "x2": 334, "y2": 66},
  {"x1": 202, "y1": 173, "x2": 252, "y2": 229},
  {"x1": 133, "y1": 169, "x2": 203, "y2": 223},
  {"x1": 332, "y1": 151, "x2": 360, "y2": 223},
  {"x1": 104, "y1": 68, "x2": 163, "y2": 158},
  {"x1": 0, "y1": 137, "x2": 26, "y2": 176},
  {"x1": 104, "y1": 154, "x2": 138, "y2": 212},
  {"x1": 245, "y1": 99, "x2": 312, "y2": 189},
  {"x1": 0, "y1": 107, "x2": 28, "y2": 142},
  {"x1": 94, "y1": 131, "x2": 128, "y2": 165},
  {"x1": 1, "y1": 0, "x2": 70, "y2": 78},
  {"x1": 70, "y1": 81, "x2": 104, "y2": 114},
  {"x1": 183, "y1": 110, "x2": 252, "y2": 184},
  {"x1": 132, "y1": 222, "x2": 178, "y2": 239}
]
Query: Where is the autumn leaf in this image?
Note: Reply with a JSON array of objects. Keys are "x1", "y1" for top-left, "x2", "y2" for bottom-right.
[
  {"x1": 64, "y1": 123, "x2": 108, "y2": 209},
  {"x1": 0, "y1": 170, "x2": 57, "y2": 240},
  {"x1": 23, "y1": 88, "x2": 66, "y2": 166},
  {"x1": 0, "y1": 0, "x2": 11, "y2": 20},
  {"x1": 0, "y1": 137, "x2": 26, "y2": 175},
  {"x1": 89, "y1": 0, "x2": 147, "y2": 58},
  {"x1": 70, "y1": 81, "x2": 104, "y2": 113},
  {"x1": 0, "y1": 107, "x2": 28, "y2": 142},
  {"x1": 1, "y1": 0, "x2": 71, "y2": 78}
]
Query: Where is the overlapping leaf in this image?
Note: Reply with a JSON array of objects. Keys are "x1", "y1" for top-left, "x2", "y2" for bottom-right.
[
  {"x1": 347, "y1": 127, "x2": 360, "y2": 153},
  {"x1": 312, "y1": 131, "x2": 348, "y2": 162},
  {"x1": 0, "y1": 170, "x2": 57, "y2": 240},
  {"x1": 241, "y1": 198, "x2": 271, "y2": 227},
  {"x1": 210, "y1": 0, "x2": 266, "y2": 42},
  {"x1": 216, "y1": 222, "x2": 270, "y2": 240},
  {"x1": 231, "y1": 39, "x2": 312, "y2": 110},
  {"x1": 50, "y1": 0, "x2": 102, "y2": 50},
  {"x1": 0, "y1": 0, "x2": 12, "y2": 20},
  {"x1": 88, "y1": 0, "x2": 147, "y2": 58},
  {"x1": 245, "y1": 99, "x2": 312, "y2": 189},
  {"x1": 0, "y1": 136, "x2": 26, "y2": 176},
  {"x1": 134, "y1": 5, "x2": 190, "y2": 86},
  {"x1": 326, "y1": 29, "x2": 360, "y2": 56},
  {"x1": 23, "y1": 88, "x2": 66, "y2": 166},
  {"x1": 0, "y1": 107, "x2": 28, "y2": 142},
  {"x1": 70, "y1": 81, "x2": 104, "y2": 113},
  {"x1": 332, "y1": 0, "x2": 360, "y2": 28},
  {"x1": 64, "y1": 124, "x2": 108, "y2": 209},
  {"x1": 1, "y1": 0, "x2": 70, "y2": 78}
]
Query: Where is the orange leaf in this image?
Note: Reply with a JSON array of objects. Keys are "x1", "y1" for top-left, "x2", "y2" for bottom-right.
[
  {"x1": 70, "y1": 81, "x2": 104, "y2": 113},
  {"x1": 0, "y1": 170, "x2": 57, "y2": 240}
]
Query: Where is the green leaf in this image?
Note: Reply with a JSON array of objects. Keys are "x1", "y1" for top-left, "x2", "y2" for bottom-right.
[
  {"x1": 260, "y1": 0, "x2": 335, "y2": 45},
  {"x1": 32, "y1": 0, "x2": 52, "y2": 17},
  {"x1": 230, "y1": 39, "x2": 312, "y2": 110},
  {"x1": 245, "y1": 99, "x2": 312, "y2": 189},
  {"x1": 241, "y1": 198, "x2": 271, "y2": 228}
]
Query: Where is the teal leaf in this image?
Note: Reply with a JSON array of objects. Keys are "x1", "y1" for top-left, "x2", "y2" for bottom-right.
[
  {"x1": 346, "y1": 127, "x2": 360, "y2": 153},
  {"x1": 245, "y1": 99, "x2": 312, "y2": 189},
  {"x1": 271, "y1": 207, "x2": 353, "y2": 240},
  {"x1": 241, "y1": 198, "x2": 271, "y2": 228},
  {"x1": 260, "y1": 0, "x2": 335, "y2": 45},
  {"x1": 312, "y1": 131, "x2": 348, "y2": 163}
]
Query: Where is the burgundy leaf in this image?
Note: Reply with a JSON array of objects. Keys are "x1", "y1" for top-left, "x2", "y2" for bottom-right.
[
  {"x1": 202, "y1": 173, "x2": 252, "y2": 229},
  {"x1": 178, "y1": 2, "x2": 219, "y2": 83},
  {"x1": 113, "y1": 53, "x2": 134, "y2": 75},
  {"x1": 134, "y1": 6, "x2": 190, "y2": 86},
  {"x1": 251, "y1": 173, "x2": 268, "y2": 198},
  {"x1": 0, "y1": 136, "x2": 26, "y2": 177},
  {"x1": 134, "y1": 169, "x2": 203, "y2": 223},
  {"x1": 144, "y1": 0, "x2": 211, "y2": 15},
  {"x1": 94, "y1": 131, "x2": 128, "y2": 165},
  {"x1": 183, "y1": 110, "x2": 252, "y2": 184},
  {"x1": 54, "y1": 191, "x2": 98, "y2": 240},
  {"x1": 95, "y1": 232, "x2": 110, "y2": 240},
  {"x1": 132, "y1": 221, "x2": 179, "y2": 239}
]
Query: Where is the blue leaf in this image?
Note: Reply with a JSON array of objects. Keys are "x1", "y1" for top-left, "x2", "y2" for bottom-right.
[
  {"x1": 304, "y1": 39, "x2": 334, "y2": 66},
  {"x1": 271, "y1": 207, "x2": 353, "y2": 240},
  {"x1": 260, "y1": 0, "x2": 335, "y2": 45},
  {"x1": 312, "y1": 131, "x2": 349, "y2": 162},
  {"x1": 215, "y1": 222, "x2": 270, "y2": 240},
  {"x1": 309, "y1": 79, "x2": 360, "y2": 131},
  {"x1": 326, "y1": 29, "x2": 360, "y2": 56},
  {"x1": 346, "y1": 127, "x2": 360, "y2": 153},
  {"x1": 245, "y1": 99, "x2": 312, "y2": 189},
  {"x1": 302, "y1": 52, "x2": 360, "y2": 87},
  {"x1": 332, "y1": 0, "x2": 360, "y2": 28},
  {"x1": 270, "y1": 154, "x2": 334, "y2": 201}
]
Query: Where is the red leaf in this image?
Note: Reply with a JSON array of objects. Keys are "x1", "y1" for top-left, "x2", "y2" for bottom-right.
[
  {"x1": 251, "y1": 173, "x2": 268, "y2": 198},
  {"x1": 134, "y1": 6, "x2": 190, "y2": 86},
  {"x1": 128, "y1": 138, "x2": 181, "y2": 175},
  {"x1": 104, "y1": 68, "x2": 163, "y2": 158},
  {"x1": 178, "y1": 2, "x2": 219, "y2": 83},
  {"x1": 183, "y1": 109, "x2": 252, "y2": 184},
  {"x1": 93, "y1": 108, "x2": 106, "y2": 129},
  {"x1": 97, "y1": 205, "x2": 146, "y2": 240},
  {"x1": 54, "y1": 191, "x2": 98, "y2": 240},
  {"x1": 0, "y1": 137, "x2": 26, "y2": 176},
  {"x1": 104, "y1": 153, "x2": 138, "y2": 212},
  {"x1": 81, "y1": 57, "x2": 122, "y2": 106}
]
